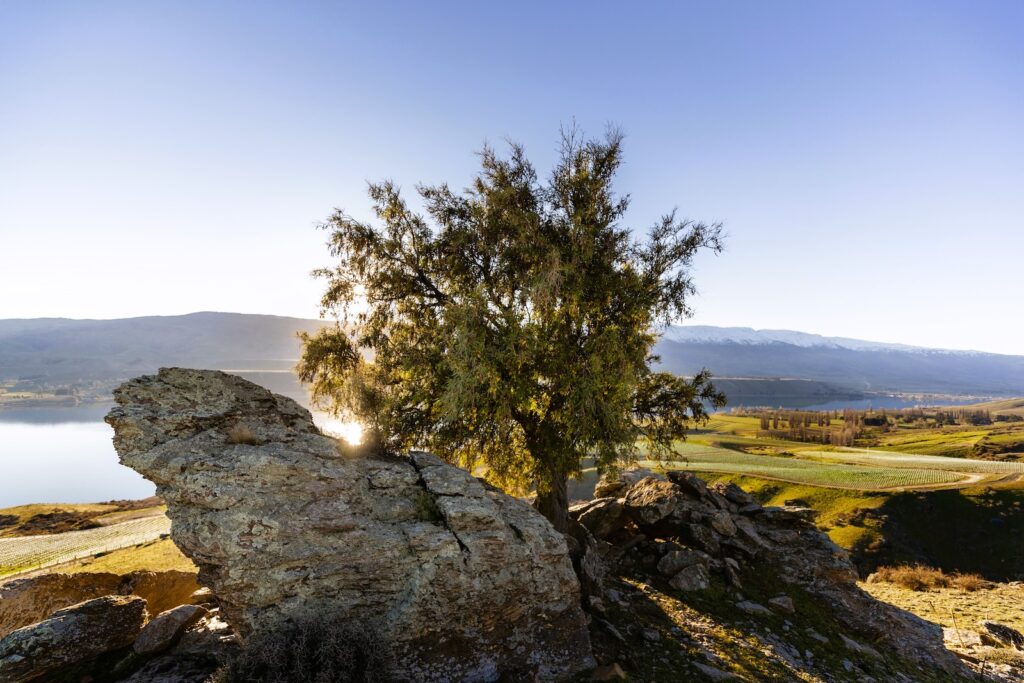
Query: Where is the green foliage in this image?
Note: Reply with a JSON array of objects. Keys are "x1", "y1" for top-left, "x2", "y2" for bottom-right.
[{"x1": 298, "y1": 128, "x2": 724, "y2": 526}]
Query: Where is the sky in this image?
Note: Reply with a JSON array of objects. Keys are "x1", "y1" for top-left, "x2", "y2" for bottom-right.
[{"x1": 1, "y1": 1, "x2": 1022, "y2": 354}]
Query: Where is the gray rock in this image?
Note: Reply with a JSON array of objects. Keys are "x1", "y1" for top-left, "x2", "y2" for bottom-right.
[
  {"x1": 594, "y1": 468, "x2": 663, "y2": 498},
  {"x1": 709, "y1": 510, "x2": 737, "y2": 537},
  {"x1": 106, "y1": 368, "x2": 594, "y2": 682},
  {"x1": 669, "y1": 564, "x2": 710, "y2": 592},
  {"x1": 623, "y1": 477, "x2": 686, "y2": 525},
  {"x1": 0, "y1": 595, "x2": 146, "y2": 683},
  {"x1": 134, "y1": 604, "x2": 208, "y2": 655},
  {"x1": 735, "y1": 600, "x2": 772, "y2": 617},
  {"x1": 571, "y1": 497, "x2": 625, "y2": 539},
  {"x1": 657, "y1": 548, "x2": 709, "y2": 577},
  {"x1": 666, "y1": 471, "x2": 709, "y2": 499},
  {"x1": 692, "y1": 661, "x2": 740, "y2": 680},
  {"x1": 768, "y1": 595, "x2": 795, "y2": 615}
]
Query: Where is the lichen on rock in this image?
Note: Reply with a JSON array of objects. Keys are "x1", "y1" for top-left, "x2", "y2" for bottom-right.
[{"x1": 105, "y1": 367, "x2": 594, "y2": 682}]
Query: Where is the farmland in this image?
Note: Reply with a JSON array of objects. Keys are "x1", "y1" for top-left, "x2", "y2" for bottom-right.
[{"x1": 0, "y1": 513, "x2": 169, "y2": 578}]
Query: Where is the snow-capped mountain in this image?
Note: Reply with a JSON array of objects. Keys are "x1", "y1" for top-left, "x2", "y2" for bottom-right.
[{"x1": 664, "y1": 326, "x2": 940, "y2": 353}]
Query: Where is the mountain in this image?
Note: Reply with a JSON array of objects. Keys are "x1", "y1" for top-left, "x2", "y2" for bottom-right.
[
  {"x1": 2, "y1": 314, "x2": 1022, "y2": 400},
  {"x1": 656, "y1": 325, "x2": 1024, "y2": 396},
  {"x1": 0, "y1": 312, "x2": 327, "y2": 386}
]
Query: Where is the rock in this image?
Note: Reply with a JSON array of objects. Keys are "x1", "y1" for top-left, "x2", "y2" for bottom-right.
[
  {"x1": 571, "y1": 497, "x2": 625, "y2": 539},
  {"x1": 685, "y1": 523, "x2": 721, "y2": 555},
  {"x1": 840, "y1": 634, "x2": 882, "y2": 659},
  {"x1": 119, "y1": 611, "x2": 237, "y2": 683},
  {"x1": 666, "y1": 471, "x2": 709, "y2": 499},
  {"x1": 735, "y1": 600, "x2": 772, "y2": 617},
  {"x1": 106, "y1": 368, "x2": 594, "y2": 682},
  {"x1": 594, "y1": 468, "x2": 663, "y2": 498},
  {"x1": 0, "y1": 569, "x2": 198, "y2": 639},
  {"x1": 709, "y1": 510, "x2": 737, "y2": 537},
  {"x1": 979, "y1": 620, "x2": 1024, "y2": 650},
  {"x1": 943, "y1": 627, "x2": 983, "y2": 649},
  {"x1": 133, "y1": 604, "x2": 208, "y2": 655},
  {"x1": 692, "y1": 661, "x2": 741, "y2": 681},
  {"x1": 767, "y1": 595, "x2": 795, "y2": 615},
  {"x1": 657, "y1": 548, "x2": 709, "y2": 577},
  {"x1": 623, "y1": 477, "x2": 685, "y2": 526},
  {"x1": 717, "y1": 483, "x2": 754, "y2": 506},
  {"x1": 0, "y1": 595, "x2": 146, "y2": 682},
  {"x1": 590, "y1": 662, "x2": 627, "y2": 680},
  {"x1": 669, "y1": 564, "x2": 710, "y2": 592}
]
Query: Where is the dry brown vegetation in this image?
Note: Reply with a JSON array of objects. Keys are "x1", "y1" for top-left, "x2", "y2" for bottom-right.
[
  {"x1": 869, "y1": 564, "x2": 992, "y2": 592},
  {"x1": 226, "y1": 424, "x2": 259, "y2": 445}
]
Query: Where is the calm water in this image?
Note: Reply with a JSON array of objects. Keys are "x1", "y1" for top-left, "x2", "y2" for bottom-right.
[{"x1": 0, "y1": 406, "x2": 153, "y2": 508}]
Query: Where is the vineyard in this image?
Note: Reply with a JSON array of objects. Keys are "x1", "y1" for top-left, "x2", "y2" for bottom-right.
[{"x1": 0, "y1": 515, "x2": 170, "y2": 579}]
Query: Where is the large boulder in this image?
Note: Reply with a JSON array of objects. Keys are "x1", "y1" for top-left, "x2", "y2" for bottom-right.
[
  {"x1": 0, "y1": 595, "x2": 146, "y2": 682},
  {"x1": 0, "y1": 570, "x2": 198, "y2": 638},
  {"x1": 105, "y1": 368, "x2": 594, "y2": 682}
]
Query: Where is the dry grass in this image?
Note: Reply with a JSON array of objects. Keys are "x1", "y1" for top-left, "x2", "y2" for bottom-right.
[
  {"x1": 863, "y1": 579, "x2": 1024, "y2": 634},
  {"x1": 226, "y1": 423, "x2": 260, "y2": 445},
  {"x1": 869, "y1": 564, "x2": 992, "y2": 592},
  {"x1": 60, "y1": 538, "x2": 196, "y2": 575}
]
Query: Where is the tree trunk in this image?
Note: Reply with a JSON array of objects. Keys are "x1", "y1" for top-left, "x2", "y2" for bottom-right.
[{"x1": 533, "y1": 468, "x2": 570, "y2": 533}]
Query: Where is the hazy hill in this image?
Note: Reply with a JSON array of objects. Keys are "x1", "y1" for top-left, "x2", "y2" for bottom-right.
[
  {"x1": 0, "y1": 312, "x2": 327, "y2": 384},
  {"x1": 658, "y1": 326, "x2": 1024, "y2": 396},
  {"x1": 3, "y1": 314, "x2": 1023, "y2": 399}
]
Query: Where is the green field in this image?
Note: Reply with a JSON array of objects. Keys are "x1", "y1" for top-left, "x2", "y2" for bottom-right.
[{"x1": 642, "y1": 446, "x2": 968, "y2": 491}]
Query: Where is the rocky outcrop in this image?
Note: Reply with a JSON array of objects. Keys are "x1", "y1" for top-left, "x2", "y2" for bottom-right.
[
  {"x1": 0, "y1": 595, "x2": 146, "y2": 682},
  {"x1": 573, "y1": 470, "x2": 972, "y2": 678},
  {"x1": 133, "y1": 604, "x2": 208, "y2": 655},
  {"x1": 0, "y1": 570, "x2": 199, "y2": 638},
  {"x1": 105, "y1": 368, "x2": 593, "y2": 682}
]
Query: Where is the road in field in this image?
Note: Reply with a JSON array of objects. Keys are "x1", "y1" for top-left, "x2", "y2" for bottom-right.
[{"x1": 0, "y1": 515, "x2": 170, "y2": 579}]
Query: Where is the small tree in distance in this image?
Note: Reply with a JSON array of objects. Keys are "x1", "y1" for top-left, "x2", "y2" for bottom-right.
[{"x1": 298, "y1": 127, "x2": 725, "y2": 532}]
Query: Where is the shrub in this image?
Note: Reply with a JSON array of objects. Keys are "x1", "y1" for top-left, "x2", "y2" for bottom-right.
[
  {"x1": 870, "y1": 564, "x2": 991, "y2": 592},
  {"x1": 214, "y1": 611, "x2": 395, "y2": 683},
  {"x1": 226, "y1": 424, "x2": 260, "y2": 445}
]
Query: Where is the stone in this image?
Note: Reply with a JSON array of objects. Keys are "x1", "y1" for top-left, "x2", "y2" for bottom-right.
[
  {"x1": 692, "y1": 661, "x2": 741, "y2": 681},
  {"x1": 666, "y1": 470, "x2": 709, "y2": 499},
  {"x1": 594, "y1": 468, "x2": 663, "y2": 498},
  {"x1": 840, "y1": 634, "x2": 882, "y2": 659},
  {"x1": 735, "y1": 600, "x2": 772, "y2": 617},
  {"x1": 105, "y1": 368, "x2": 594, "y2": 682},
  {"x1": 768, "y1": 595, "x2": 795, "y2": 615},
  {"x1": 717, "y1": 483, "x2": 754, "y2": 506},
  {"x1": 709, "y1": 510, "x2": 737, "y2": 537},
  {"x1": 133, "y1": 604, "x2": 208, "y2": 655},
  {"x1": 979, "y1": 620, "x2": 1024, "y2": 650},
  {"x1": 685, "y1": 522, "x2": 721, "y2": 555},
  {"x1": 623, "y1": 477, "x2": 685, "y2": 526},
  {"x1": 0, "y1": 569, "x2": 198, "y2": 639},
  {"x1": 0, "y1": 595, "x2": 146, "y2": 683},
  {"x1": 571, "y1": 497, "x2": 625, "y2": 539},
  {"x1": 657, "y1": 548, "x2": 709, "y2": 577},
  {"x1": 669, "y1": 564, "x2": 710, "y2": 592},
  {"x1": 119, "y1": 611, "x2": 237, "y2": 683}
]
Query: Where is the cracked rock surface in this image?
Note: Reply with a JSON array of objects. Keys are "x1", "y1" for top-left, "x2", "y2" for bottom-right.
[{"x1": 105, "y1": 368, "x2": 593, "y2": 682}]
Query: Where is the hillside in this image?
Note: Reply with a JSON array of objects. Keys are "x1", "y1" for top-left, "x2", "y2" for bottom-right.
[
  {"x1": 3, "y1": 314, "x2": 1024, "y2": 401},
  {"x1": 0, "y1": 312, "x2": 327, "y2": 389},
  {"x1": 657, "y1": 326, "x2": 1024, "y2": 397}
]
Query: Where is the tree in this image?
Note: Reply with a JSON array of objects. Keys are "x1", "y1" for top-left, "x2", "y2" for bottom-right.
[{"x1": 297, "y1": 128, "x2": 725, "y2": 531}]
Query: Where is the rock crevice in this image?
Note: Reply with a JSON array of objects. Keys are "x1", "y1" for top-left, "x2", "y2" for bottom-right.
[{"x1": 105, "y1": 368, "x2": 593, "y2": 682}]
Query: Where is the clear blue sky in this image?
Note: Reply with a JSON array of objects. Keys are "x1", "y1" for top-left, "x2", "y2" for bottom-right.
[{"x1": 2, "y1": 1, "x2": 1022, "y2": 353}]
